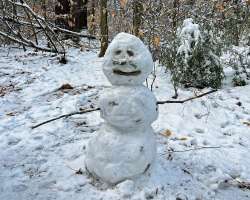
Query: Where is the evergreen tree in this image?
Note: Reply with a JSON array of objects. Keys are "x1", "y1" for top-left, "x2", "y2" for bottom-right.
[{"x1": 172, "y1": 18, "x2": 224, "y2": 90}]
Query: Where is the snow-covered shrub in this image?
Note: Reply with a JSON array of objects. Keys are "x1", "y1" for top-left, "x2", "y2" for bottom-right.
[
  {"x1": 171, "y1": 18, "x2": 224, "y2": 90},
  {"x1": 229, "y1": 47, "x2": 250, "y2": 86}
]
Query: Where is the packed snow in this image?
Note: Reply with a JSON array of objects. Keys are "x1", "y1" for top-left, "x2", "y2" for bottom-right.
[
  {"x1": 85, "y1": 33, "x2": 158, "y2": 184},
  {"x1": 0, "y1": 44, "x2": 250, "y2": 200}
]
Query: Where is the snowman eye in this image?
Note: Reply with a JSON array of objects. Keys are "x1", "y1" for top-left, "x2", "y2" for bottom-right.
[
  {"x1": 115, "y1": 50, "x2": 121, "y2": 55},
  {"x1": 127, "y1": 50, "x2": 134, "y2": 57}
]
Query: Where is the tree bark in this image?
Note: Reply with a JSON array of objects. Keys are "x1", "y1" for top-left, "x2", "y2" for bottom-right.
[
  {"x1": 132, "y1": 0, "x2": 143, "y2": 38},
  {"x1": 55, "y1": 0, "x2": 88, "y2": 31},
  {"x1": 99, "y1": 0, "x2": 108, "y2": 57},
  {"x1": 70, "y1": 0, "x2": 88, "y2": 32},
  {"x1": 89, "y1": 0, "x2": 96, "y2": 34},
  {"x1": 55, "y1": 0, "x2": 70, "y2": 29}
]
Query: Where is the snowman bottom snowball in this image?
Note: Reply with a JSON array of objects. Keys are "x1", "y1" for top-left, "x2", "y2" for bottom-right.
[{"x1": 85, "y1": 124, "x2": 156, "y2": 184}]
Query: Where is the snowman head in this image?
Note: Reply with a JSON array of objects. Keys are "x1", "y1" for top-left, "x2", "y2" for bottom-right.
[{"x1": 103, "y1": 32, "x2": 153, "y2": 85}]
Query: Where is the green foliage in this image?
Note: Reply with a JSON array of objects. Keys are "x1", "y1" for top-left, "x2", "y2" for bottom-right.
[
  {"x1": 232, "y1": 75, "x2": 247, "y2": 87},
  {"x1": 229, "y1": 47, "x2": 250, "y2": 86},
  {"x1": 171, "y1": 23, "x2": 224, "y2": 90}
]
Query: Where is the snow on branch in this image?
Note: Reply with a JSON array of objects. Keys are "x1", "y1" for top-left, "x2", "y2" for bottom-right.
[
  {"x1": 0, "y1": 30, "x2": 58, "y2": 52},
  {"x1": 0, "y1": 0, "x2": 95, "y2": 54}
]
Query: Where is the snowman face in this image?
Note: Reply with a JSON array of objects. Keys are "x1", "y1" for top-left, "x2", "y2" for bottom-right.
[{"x1": 103, "y1": 33, "x2": 153, "y2": 85}]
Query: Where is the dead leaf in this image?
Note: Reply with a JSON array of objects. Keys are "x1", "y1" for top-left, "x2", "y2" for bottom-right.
[
  {"x1": 138, "y1": 29, "x2": 144, "y2": 37},
  {"x1": 111, "y1": 10, "x2": 116, "y2": 17},
  {"x1": 153, "y1": 36, "x2": 161, "y2": 47},
  {"x1": 161, "y1": 129, "x2": 172, "y2": 137},
  {"x1": 243, "y1": 121, "x2": 250, "y2": 127},
  {"x1": 80, "y1": 45, "x2": 85, "y2": 52},
  {"x1": 215, "y1": 3, "x2": 224, "y2": 12},
  {"x1": 179, "y1": 137, "x2": 188, "y2": 141},
  {"x1": 58, "y1": 83, "x2": 74, "y2": 90},
  {"x1": 6, "y1": 111, "x2": 18, "y2": 116}
]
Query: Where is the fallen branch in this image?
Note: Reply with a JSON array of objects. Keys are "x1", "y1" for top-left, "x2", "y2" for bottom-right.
[
  {"x1": 0, "y1": 31, "x2": 58, "y2": 53},
  {"x1": 52, "y1": 26, "x2": 96, "y2": 40},
  {"x1": 31, "y1": 108, "x2": 100, "y2": 129},
  {"x1": 1, "y1": 0, "x2": 66, "y2": 54},
  {"x1": 233, "y1": 178, "x2": 250, "y2": 190},
  {"x1": 157, "y1": 89, "x2": 217, "y2": 104},
  {"x1": 0, "y1": 16, "x2": 96, "y2": 40},
  {"x1": 164, "y1": 146, "x2": 223, "y2": 154}
]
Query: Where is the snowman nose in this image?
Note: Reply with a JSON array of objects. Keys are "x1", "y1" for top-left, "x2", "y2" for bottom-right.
[
  {"x1": 112, "y1": 58, "x2": 127, "y2": 65},
  {"x1": 119, "y1": 59, "x2": 127, "y2": 65}
]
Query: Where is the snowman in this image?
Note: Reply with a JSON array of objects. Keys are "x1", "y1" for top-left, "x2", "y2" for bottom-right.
[{"x1": 85, "y1": 32, "x2": 158, "y2": 184}]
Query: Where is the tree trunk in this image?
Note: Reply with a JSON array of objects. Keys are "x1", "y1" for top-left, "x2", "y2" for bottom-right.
[
  {"x1": 70, "y1": 0, "x2": 88, "y2": 32},
  {"x1": 42, "y1": 0, "x2": 47, "y2": 20},
  {"x1": 99, "y1": 0, "x2": 108, "y2": 57},
  {"x1": 55, "y1": 0, "x2": 70, "y2": 29},
  {"x1": 89, "y1": 0, "x2": 96, "y2": 34},
  {"x1": 55, "y1": 0, "x2": 88, "y2": 31},
  {"x1": 172, "y1": 0, "x2": 180, "y2": 33},
  {"x1": 132, "y1": 0, "x2": 143, "y2": 38}
]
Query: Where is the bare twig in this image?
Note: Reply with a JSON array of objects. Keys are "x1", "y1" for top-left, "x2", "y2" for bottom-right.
[
  {"x1": 23, "y1": 3, "x2": 38, "y2": 45},
  {"x1": 52, "y1": 26, "x2": 96, "y2": 40},
  {"x1": 234, "y1": 178, "x2": 250, "y2": 190},
  {"x1": 16, "y1": 0, "x2": 60, "y2": 53},
  {"x1": 163, "y1": 146, "x2": 223, "y2": 154},
  {"x1": 31, "y1": 108, "x2": 100, "y2": 129},
  {"x1": 150, "y1": 62, "x2": 157, "y2": 91},
  {"x1": 0, "y1": 16, "x2": 96, "y2": 39},
  {"x1": 0, "y1": 31, "x2": 57, "y2": 52},
  {"x1": 1, "y1": 0, "x2": 66, "y2": 54},
  {"x1": 157, "y1": 89, "x2": 217, "y2": 104}
]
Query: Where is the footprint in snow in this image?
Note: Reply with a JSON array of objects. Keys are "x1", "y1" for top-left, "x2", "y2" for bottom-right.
[
  {"x1": 220, "y1": 121, "x2": 230, "y2": 129},
  {"x1": 12, "y1": 184, "x2": 28, "y2": 192},
  {"x1": 7, "y1": 137, "x2": 21, "y2": 146}
]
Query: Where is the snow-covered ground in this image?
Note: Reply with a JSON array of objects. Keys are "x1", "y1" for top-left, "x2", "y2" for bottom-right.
[{"x1": 0, "y1": 47, "x2": 250, "y2": 200}]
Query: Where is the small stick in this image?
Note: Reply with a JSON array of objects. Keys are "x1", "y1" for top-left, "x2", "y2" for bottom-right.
[
  {"x1": 161, "y1": 145, "x2": 228, "y2": 155},
  {"x1": 157, "y1": 89, "x2": 217, "y2": 104},
  {"x1": 31, "y1": 108, "x2": 100, "y2": 129},
  {"x1": 168, "y1": 146, "x2": 222, "y2": 153}
]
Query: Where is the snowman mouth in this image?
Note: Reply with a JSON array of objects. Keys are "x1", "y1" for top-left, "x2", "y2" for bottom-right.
[{"x1": 113, "y1": 69, "x2": 141, "y2": 76}]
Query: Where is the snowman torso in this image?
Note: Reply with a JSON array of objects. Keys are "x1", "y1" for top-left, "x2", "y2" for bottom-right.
[
  {"x1": 85, "y1": 33, "x2": 158, "y2": 184},
  {"x1": 99, "y1": 86, "x2": 158, "y2": 130}
]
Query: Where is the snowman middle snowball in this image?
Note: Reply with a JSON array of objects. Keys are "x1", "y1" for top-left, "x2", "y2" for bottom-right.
[{"x1": 85, "y1": 33, "x2": 158, "y2": 184}]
